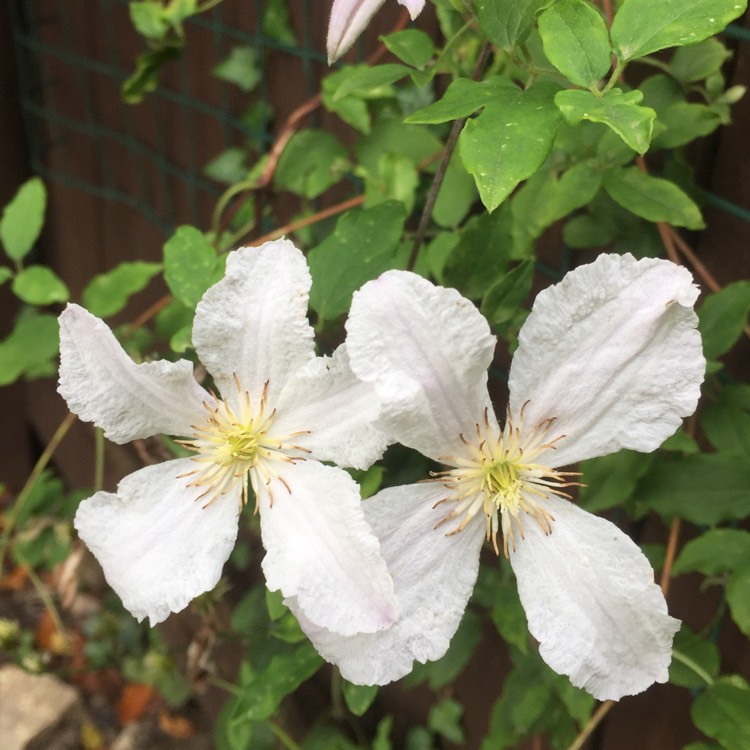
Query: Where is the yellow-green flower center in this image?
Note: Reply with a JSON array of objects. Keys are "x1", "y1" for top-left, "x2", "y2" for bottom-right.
[{"x1": 432, "y1": 405, "x2": 580, "y2": 556}]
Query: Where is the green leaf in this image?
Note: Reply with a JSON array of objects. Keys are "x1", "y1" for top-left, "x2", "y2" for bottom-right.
[
  {"x1": 308, "y1": 202, "x2": 406, "y2": 321},
  {"x1": 670, "y1": 627, "x2": 720, "y2": 688},
  {"x1": 460, "y1": 81, "x2": 562, "y2": 212},
  {"x1": 669, "y1": 38, "x2": 732, "y2": 83},
  {"x1": 0, "y1": 266, "x2": 12, "y2": 285},
  {"x1": 653, "y1": 102, "x2": 723, "y2": 149},
  {"x1": 578, "y1": 449, "x2": 655, "y2": 513},
  {"x1": 555, "y1": 88, "x2": 655, "y2": 154},
  {"x1": 692, "y1": 678, "x2": 750, "y2": 750},
  {"x1": 230, "y1": 643, "x2": 322, "y2": 726},
  {"x1": 673, "y1": 529, "x2": 750, "y2": 575},
  {"x1": 332, "y1": 64, "x2": 410, "y2": 101},
  {"x1": 204, "y1": 148, "x2": 249, "y2": 184},
  {"x1": 275, "y1": 129, "x2": 348, "y2": 199},
  {"x1": 322, "y1": 68, "x2": 374, "y2": 134},
  {"x1": 163, "y1": 226, "x2": 217, "y2": 308},
  {"x1": 1, "y1": 177, "x2": 46, "y2": 262},
  {"x1": 363, "y1": 153, "x2": 419, "y2": 213},
  {"x1": 475, "y1": 0, "x2": 552, "y2": 51},
  {"x1": 481, "y1": 261, "x2": 534, "y2": 327},
  {"x1": 342, "y1": 681, "x2": 378, "y2": 717},
  {"x1": 356, "y1": 116, "x2": 442, "y2": 173},
  {"x1": 636, "y1": 453, "x2": 750, "y2": 525},
  {"x1": 538, "y1": 0, "x2": 611, "y2": 88},
  {"x1": 602, "y1": 166, "x2": 704, "y2": 229},
  {"x1": 380, "y1": 29, "x2": 435, "y2": 69},
  {"x1": 700, "y1": 384, "x2": 750, "y2": 456},
  {"x1": 129, "y1": 1, "x2": 169, "y2": 39},
  {"x1": 373, "y1": 716, "x2": 394, "y2": 750},
  {"x1": 83, "y1": 261, "x2": 161, "y2": 318},
  {"x1": 727, "y1": 563, "x2": 750, "y2": 636},
  {"x1": 122, "y1": 44, "x2": 181, "y2": 104},
  {"x1": 697, "y1": 280, "x2": 750, "y2": 360},
  {"x1": 213, "y1": 46, "x2": 261, "y2": 92},
  {"x1": 406, "y1": 77, "x2": 513, "y2": 124},
  {"x1": 490, "y1": 577, "x2": 529, "y2": 653},
  {"x1": 611, "y1": 0, "x2": 747, "y2": 61},
  {"x1": 432, "y1": 151, "x2": 476, "y2": 228},
  {"x1": 428, "y1": 698, "x2": 465, "y2": 744},
  {"x1": 12, "y1": 265, "x2": 69, "y2": 305},
  {"x1": 261, "y1": 0, "x2": 297, "y2": 46},
  {"x1": 0, "y1": 312, "x2": 59, "y2": 386},
  {"x1": 563, "y1": 214, "x2": 619, "y2": 248},
  {"x1": 443, "y1": 207, "x2": 514, "y2": 299}
]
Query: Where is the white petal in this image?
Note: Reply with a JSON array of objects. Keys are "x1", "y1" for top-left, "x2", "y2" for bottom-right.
[
  {"x1": 74, "y1": 459, "x2": 240, "y2": 625},
  {"x1": 286, "y1": 483, "x2": 486, "y2": 685},
  {"x1": 398, "y1": 0, "x2": 426, "y2": 18},
  {"x1": 192, "y1": 240, "x2": 315, "y2": 407},
  {"x1": 257, "y1": 459, "x2": 399, "y2": 636},
  {"x1": 327, "y1": 0, "x2": 386, "y2": 63},
  {"x1": 271, "y1": 345, "x2": 389, "y2": 470},
  {"x1": 347, "y1": 271, "x2": 497, "y2": 462},
  {"x1": 509, "y1": 496, "x2": 680, "y2": 700},
  {"x1": 508, "y1": 254, "x2": 705, "y2": 468},
  {"x1": 58, "y1": 304, "x2": 210, "y2": 443}
]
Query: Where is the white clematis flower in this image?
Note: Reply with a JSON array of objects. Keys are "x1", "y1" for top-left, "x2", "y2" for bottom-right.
[
  {"x1": 58, "y1": 239, "x2": 399, "y2": 633},
  {"x1": 327, "y1": 0, "x2": 426, "y2": 63},
  {"x1": 291, "y1": 253, "x2": 705, "y2": 700}
]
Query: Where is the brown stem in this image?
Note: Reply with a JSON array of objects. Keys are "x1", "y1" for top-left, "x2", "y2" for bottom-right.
[
  {"x1": 665, "y1": 226, "x2": 721, "y2": 293},
  {"x1": 127, "y1": 293, "x2": 173, "y2": 334},
  {"x1": 565, "y1": 700, "x2": 615, "y2": 750},
  {"x1": 660, "y1": 518, "x2": 682, "y2": 597}
]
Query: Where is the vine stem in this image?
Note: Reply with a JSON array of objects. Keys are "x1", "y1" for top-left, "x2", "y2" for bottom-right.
[
  {"x1": 660, "y1": 517, "x2": 682, "y2": 597},
  {"x1": 268, "y1": 721, "x2": 302, "y2": 750},
  {"x1": 407, "y1": 41, "x2": 493, "y2": 271},
  {"x1": 0, "y1": 412, "x2": 77, "y2": 577},
  {"x1": 565, "y1": 700, "x2": 615, "y2": 750}
]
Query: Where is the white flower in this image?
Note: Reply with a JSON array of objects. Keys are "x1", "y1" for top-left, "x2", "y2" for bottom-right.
[
  {"x1": 58, "y1": 239, "x2": 399, "y2": 633},
  {"x1": 290, "y1": 253, "x2": 705, "y2": 700},
  {"x1": 327, "y1": 0, "x2": 426, "y2": 63}
]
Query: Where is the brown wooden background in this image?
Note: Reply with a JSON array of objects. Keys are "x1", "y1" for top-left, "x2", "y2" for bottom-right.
[{"x1": 1, "y1": 2, "x2": 749, "y2": 748}]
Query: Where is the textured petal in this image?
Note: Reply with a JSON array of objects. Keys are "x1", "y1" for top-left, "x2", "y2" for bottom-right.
[
  {"x1": 347, "y1": 271, "x2": 497, "y2": 462},
  {"x1": 508, "y1": 254, "x2": 705, "y2": 468},
  {"x1": 192, "y1": 240, "x2": 315, "y2": 407},
  {"x1": 327, "y1": 0, "x2": 386, "y2": 63},
  {"x1": 58, "y1": 304, "x2": 210, "y2": 443},
  {"x1": 509, "y1": 496, "x2": 680, "y2": 700},
  {"x1": 74, "y1": 459, "x2": 240, "y2": 625},
  {"x1": 257, "y1": 459, "x2": 399, "y2": 636},
  {"x1": 271, "y1": 344, "x2": 389, "y2": 470},
  {"x1": 286, "y1": 483, "x2": 486, "y2": 685}
]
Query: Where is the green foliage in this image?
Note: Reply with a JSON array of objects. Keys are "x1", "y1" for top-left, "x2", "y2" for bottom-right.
[
  {"x1": 697, "y1": 280, "x2": 750, "y2": 361},
  {"x1": 275, "y1": 130, "x2": 349, "y2": 198},
  {"x1": 474, "y1": 0, "x2": 550, "y2": 51},
  {"x1": 692, "y1": 678, "x2": 750, "y2": 750},
  {"x1": 163, "y1": 225, "x2": 220, "y2": 308},
  {"x1": 342, "y1": 681, "x2": 379, "y2": 716},
  {"x1": 381, "y1": 30, "x2": 435, "y2": 69},
  {"x1": 82, "y1": 261, "x2": 162, "y2": 318},
  {"x1": 0, "y1": 312, "x2": 59, "y2": 385},
  {"x1": 1, "y1": 177, "x2": 46, "y2": 262},
  {"x1": 673, "y1": 529, "x2": 750, "y2": 576},
  {"x1": 12, "y1": 265, "x2": 69, "y2": 305},
  {"x1": 214, "y1": 47, "x2": 262, "y2": 92}
]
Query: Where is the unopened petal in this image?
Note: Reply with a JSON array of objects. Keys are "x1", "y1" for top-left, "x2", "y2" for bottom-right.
[
  {"x1": 327, "y1": 0, "x2": 386, "y2": 63},
  {"x1": 58, "y1": 304, "x2": 209, "y2": 443},
  {"x1": 509, "y1": 496, "x2": 680, "y2": 700},
  {"x1": 287, "y1": 483, "x2": 486, "y2": 685},
  {"x1": 509, "y1": 254, "x2": 704, "y2": 468},
  {"x1": 399, "y1": 0, "x2": 426, "y2": 18},
  {"x1": 272, "y1": 344, "x2": 389, "y2": 470},
  {"x1": 347, "y1": 271, "x2": 497, "y2": 462},
  {"x1": 258, "y1": 459, "x2": 399, "y2": 636},
  {"x1": 74, "y1": 459, "x2": 241, "y2": 625},
  {"x1": 192, "y1": 240, "x2": 315, "y2": 407}
]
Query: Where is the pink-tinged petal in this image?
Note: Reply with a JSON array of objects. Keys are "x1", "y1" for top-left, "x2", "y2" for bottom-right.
[
  {"x1": 347, "y1": 271, "x2": 498, "y2": 462},
  {"x1": 257, "y1": 459, "x2": 399, "y2": 636},
  {"x1": 327, "y1": 0, "x2": 386, "y2": 63},
  {"x1": 509, "y1": 496, "x2": 680, "y2": 700},
  {"x1": 271, "y1": 345, "x2": 389, "y2": 470},
  {"x1": 286, "y1": 483, "x2": 486, "y2": 685},
  {"x1": 192, "y1": 240, "x2": 315, "y2": 407},
  {"x1": 74, "y1": 459, "x2": 240, "y2": 625},
  {"x1": 58, "y1": 304, "x2": 210, "y2": 443},
  {"x1": 508, "y1": 254, "x2": 705, "y2": 468}
]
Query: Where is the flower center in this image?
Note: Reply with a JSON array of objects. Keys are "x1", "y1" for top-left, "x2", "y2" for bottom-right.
[
  {"x1": 177, "y1": 375, "x2": 309, "y2": 509},
  {"x1": 432, "y1": 404, "x2": 581, "y2": 557}
]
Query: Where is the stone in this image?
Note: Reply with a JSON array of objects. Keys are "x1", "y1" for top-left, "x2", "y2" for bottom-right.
[{"x1": 0, "y1": 664, "x2": 82, "y2": 750}]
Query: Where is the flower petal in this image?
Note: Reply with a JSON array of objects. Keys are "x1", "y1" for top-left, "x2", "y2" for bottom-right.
[
  {"x1": 347, "y1": 271, "x2": 497, "y2": 462},
  {"x1": 58, "y1": 304, "x2": 210, "y2": 443},
  {"x1": 192, "y1": 240, "x2": 315, "y2": 406},
  {"x1": 74, "y1": 459, "x2": 240, "y2": 625},
  {"x1": 327, "y1": 0, "x2": 386, "y2": 63},
  {"x1": 271, "y1": 345, "x2": 389, "y2": 470},
  {"x1": 257, "y1": 459, "x2": 399, "y2": 636},
  {"x1": 285, "y1": 483, "x2": 486, "y2": 685},
  {"x1": 508, "y1": 254, "x2": 705, "y2": 468},
  {"x1": 509, "y1": 496, "x2": 680, "y2": 700},
  {"x1": 399, "y1": 0, "x2": 426, "y2": 18}
]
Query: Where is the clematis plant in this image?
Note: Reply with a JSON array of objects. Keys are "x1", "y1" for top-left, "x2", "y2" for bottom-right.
[
  {"x1": 291, "y1": 253, "x2": 705, "y2": 701},
  {"x1": 327, "y1": 0, "x2": 425, "y2": 62},
  {"x1": 57, "y1": 239, "x2": 399, "y2": 634}
]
